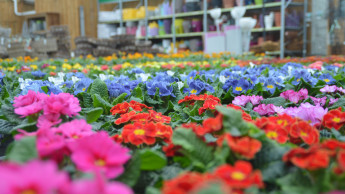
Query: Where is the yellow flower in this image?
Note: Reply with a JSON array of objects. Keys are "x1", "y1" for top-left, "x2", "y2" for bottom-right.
[
  {"x1": 73, "y1": 63, "x2": 82, "y2": 70},
  {"x1": 7, "y1": 66, "x2": 16, "y2": 71},
  {"x1": 49, "y1": 65, "x2": 57, "y2": 70},
  {"x1": 122, "y1": 62, "x2": 133, "y2": 68},
  {"x1": 64, "y1": 59, "x2": 68, "y2": 62},
  {"x1": 62, "y1": 63, "x2": 72, "y2": 70},
  {"x1": 30, "y1": 65, "x2": 38, "y2": 70}
]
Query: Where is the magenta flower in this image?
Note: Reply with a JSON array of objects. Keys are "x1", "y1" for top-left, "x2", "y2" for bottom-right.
[
  {"x1": 37, "y1": 113, "x2": 62, "y2": 129},
  {"x1": 71, "y1": 173, "x2": 133, "y2": 194},
  {"x1": 254, "y1": 104, "x2": 281, "y2": 116},
  {"x1": 36, "y1": 128, "x2": 69, "y2": 162},
  {"x1": 320, "y1": 85, "x2": 338, "y2": 93},
  {"x1": 330, "y1": 98, "x2": 339, "y2": 106},
  {"x1": 0, "y1": 160, "x2": 70, "y2": 194},
  {"x1": 232, "y1": 95, "x2": 263, "y2": 106},
  {"x1": 282, "y1": 103, "x2": 328, "y2": 125},
  {"x1": 337, "y1": 87, "x2": 345, "y2": 94},
  {"x1": 69, "y1": 132, "x2": 131, "y2": 179},
  {"x1": 310, "y1": 96, "x2": 327, "y2": 106},
  {"x1": 280, "y1": 89, "x2": 308, "y2": 103},
  {"x1": 51, "y1": 119, "x2": 94, "y2": 141},
  {"x1": 14, "y1": 129, "x2": 37, "y2": 140},
  {"x1": 43, "y1": 93, "x2": 81, "y2": 117},
  {"x1": 13, "y1": 90, "x2": 47, "y2": 117},
  {"x1": 232, "y1": 95, "x2": 250, "y2": 106}
]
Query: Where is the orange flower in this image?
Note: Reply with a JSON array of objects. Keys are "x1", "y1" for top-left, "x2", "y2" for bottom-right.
[
  {"x1": 255, "y1": 117, "x2": 289, "y2": 144},
  {"x1": 289, "y1": 120, "x2": 320, "y2": 145},
  {"x1": 201, "y1": 114, "x2": 223, "y2": 135},
  {"x1": 181, "y1": 122, "x2": 206, "y2": 137},
  {"x1": 114, "y1": 111, "x2": 136, "y2": 125},
  {"x1": 101, "y1": 65, "x2": 109, "y2": 70},
  {"x1": 110, "y1": 102, "x2": 131, "y2": 115},
  {"x1": 283, "y1": 145, "x2": 331, "y2": 170},
  {"x1": 217, "y1": 134, "x2": 262, "y2": 159},
  {"x1": 162, "y1": 143, "x2": 182, "y2": 157},
  {"x1": 129, "y1": 100, "x2": 152, "y2": 111},
  {"x1": 49, "y1": 72, "x2": 56, "y2": 76},
  {"x1": 198, "y1": 98, "x2": 220, "y2": 115},
  {"x1": 149, "y1": 110, "x2": 171, "y2": 123},
  {"x1": 322, "y1": 108, "x2": 345, "y2": 130},
  {"x1": 121, "y1": 122, "x2": 158, "y2": 146},
  {"x1": 213, "y1": 161, "x2": 264, "y2": 189},
  {"x1": 161, "y1": 172, "x2": 208, "y2": 194},
  {"x1": 321, "y1": 139, "x2": 345, "y2": 155}
]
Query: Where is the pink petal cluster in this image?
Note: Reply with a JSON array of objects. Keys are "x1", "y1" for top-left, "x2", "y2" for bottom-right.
[
  {"x1": 330, "y1": 98, "x2": 339, "y2": 106},
  {"x1": 253, "y1": 104, "x2": 283, "y2": 116},
  {"x1": 280, "y1": 89, "x2": 308, "y2": 103},
  {"x1": 44, "y1": 93, "x2": 81, "y2": 117},
  {"x1": 232, "y1": 95, "x2": 264, "y2": 106},
  {"x1": 306, "y1": 61, "x2": 323, "y2": 70},
  {"x1": 282, "y1": 103, "x2": 328, "y2": 125},
  {"x1": 310, "y1": 96, "x2": 327, "y2": 106},
  {"x1": 51, "y1": 119, "x2": 94, "y2": 141},
  {"x1": 0, "y1": 160, "x2": 133, "y2": 194},
  {"x1": 69, "y1": 132, "x2": 131, "y2": 179},
  {"x1": 0, "y1": 160, "x2": 70, "y2": 194},
  {"x1": 320, "y1": 85, "x2": 345, "y2": 93},
  {"x1": 13, "y1": 90, "x2": 47, "y2": 117}
]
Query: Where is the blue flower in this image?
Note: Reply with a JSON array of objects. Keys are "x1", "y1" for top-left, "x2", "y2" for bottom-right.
[
  {"x1": 146, "y1": 81, "x2": 175, "y2": 97},
  {"x1": 31, "y1": 71, "x2": 46, "y2": 78},
  {"x1": 66, "y1": 72, "x2": 85, "y2": 79},
  {"x1": 61, "y1": 80, "x2": 73, "y2": 88},
  {"x1": 223, "y1": 78, "x2": 252, "y2": 95},
  {"x1": 127, "y1": 68, "x2": 144, "y2": 74},
  {"x1": 183, "y1": 79, "x2": 214, "y2": 95},
  {"x1": 21, "y1": 80, "x2": 62, "y2": 95},
  {"x1": 74, "y1": 78, "x2": 93, "y2": 95},
  {"x1": 318, "y1": 74, "x2": 336, "y2": 84},
  {"x1": 107, "y1": 81, "x2": 131, "y2": 98},
  {"x1": 0, "y1": 73, "x2": 4, "y2": 85}
]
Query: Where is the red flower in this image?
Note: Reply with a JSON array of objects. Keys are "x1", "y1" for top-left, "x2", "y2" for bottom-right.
[
  {"x1": 111, "y1": 102, "x2": 131, "y2": 115},
  {"x1": 114, "y1": 111, "x2": 137, "y2": 125},
  {"x1": 181, "y1": 122, "x2": 207, "y2": 137},
  {"x1": 255, "y1": 117, "x2": 289, "y2": 144},
  {"x1": 334, "y1": 150, "x2": 345, "y2": 174},
  {"x1": 111, "y1": 134, "x2": 123, "y2": 143},
  {"x1": 227, "y1": 104, "x2": 253, "y2": 122},
  {"x1": 213, "y1": 161, "x2": 264, "y2": 189},
  {"x1": 322, "y1": 139, "x2": 345, "y2": 153},
  {"x1": 283, "y1": 145, "x2": 331, "y2": 170},
  {"x1": 201, "y1": 114, "x2": 223, "y2": 135},
  {"x1": 149, "y1": 110, "x2": 171, "y2": 123},
  {"x1": 154, "y1": 122, "x2": 173, "y2": 143},
  {"x1": 289, "y1": 120, "x2": 320, "y2": 145},
  {"x1": 162, "y1": 143, "x2": 182, "y2": 157},
  {"x1": 178, "y1": 94, "x2": 221, "y2": 114},
  {"x1": 129, "y1": 100, "x2": 152, "y2": 112},
  {"x1": 49, "y1": 72, "x2": 56, "y2": 76},
  {"x1": 322, "y1": 108, "x2": 345, "y2": 130},
  {"x1": 130, "y1": 112, "x2": 151, "y2": 123},
  {"x1": 112, "y1": 64, "x2": 122, "y2": 71},
  {"x1": 101, "y1": 65, "x2": 109, "y2": 70},
  {"x1": 217, "y1": 134, "x2": 262, "y2": 159},
  {"x1": 161, "y1": 172, "x2": 208, "y2": 194},
  {"x1": 198, "y1": 98, "x2": 220, "y2": 115},
  {"x1": 121, "y1": 122, "x2": 158, "y2": 146}
]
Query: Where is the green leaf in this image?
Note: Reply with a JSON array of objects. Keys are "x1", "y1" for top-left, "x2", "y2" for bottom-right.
[
  {"x1": 112, "y1": 93, "x2": 127, "y2": 105},
  {"x1": 145, "y1": 187, "x2": 161, "y2": 194},
  {"x1": 276, "y1": 169, "x2": 317, "y2": 194},
  {"x1": 82, "y1": 92, "x2": 94, "y2": 108},
  {"x1": 216, "y1": 106, "x2": 251, "y2": 136},
  {"x1": 0, "y1": 119, "x2": 16, "y2": 134},
  {"x1": 92, "y1": 94, "x2": 112, "y2": 113},
  {"x1": 0, "y1": 104, "x2": 22, "y2": 124},
  {"x1": 90, "y1": 79, "x2": 109, "y2": 100},
  {"x1": 116, "y1": 152, "x2": 141, "y2": 187},
  {"x1": 1, "y1": 86, "x2": 10, "y2": 99},
  {"x1": 85, "y1": 107, "x2": 103, "y2": 123},
  {"x1": 172, "y1": 128, "x2": 213, "y2": 169},
  {"x1": 12, "y1": 122, "x2": 37, "y2": 132},
  {"x1": 41, "y1": 86, "x2": 49, "y2": 93},
  {"x1": 140, "y1": 149, "x2": 167, "y2": 171},
  {"x1": 132, "y1": 86, "x2": 144, "y2": 101},
  {"x1": 330, "y1": 97, "x2": 345, "y2": 109},
  {"x1": 261, "y1": 97, "x2": 286, "y2": 106},
  {"x1": 6, "y1": 136, "x2": 38, "y2": 163}
]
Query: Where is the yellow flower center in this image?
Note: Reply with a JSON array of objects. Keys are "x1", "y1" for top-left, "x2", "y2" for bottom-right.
[
  {"x1": 95, "y1": 159, "x2": 106, "y2": 167},
  {"x1": 231, "y1": 171, "x2": 246, "y2": 181},
  {"x1": 266, "y1": 131, "x2": 278, "y2": 138},
  {"x1": 190, "y1": 76, "x2": 193, "y2": 80},
  {"x1": 267, "y1": 85, "x2": 274, "y2": 89},
  {"x1": 333, "y1": 117, "x2": 341, "y2": 123},
  {"x1": 235, "y1": 87, "x2": 243, "y2": 91},
  {"x1": 324, "y1": 79, "x2": 330, "y2": 83},
  {"x1": 191, "y1": 89, "x2": 197, "y2": 94},
  {"x1": 300, "y1": 131, "x2": 308, "y2": 137},
  {"x1": 72, "y1": 135, "x2": 79, "y2": 139},
  {"x1": 134, "y1": 129, "x2": 145, "y2": 135},
  {"x1": 82, "y1": 88, "x2": 86, "y2": 92},
  {"x1": 21, "y1": 190, "x2": 36, "y2": 194},
  {"x1": 277, "y1": 120, "x2": 287, "y2": 126}
]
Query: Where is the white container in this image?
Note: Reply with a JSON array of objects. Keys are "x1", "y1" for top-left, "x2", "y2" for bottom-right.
[{"x1": 264, "y1": 12, "x2": 274, "y2": 29}]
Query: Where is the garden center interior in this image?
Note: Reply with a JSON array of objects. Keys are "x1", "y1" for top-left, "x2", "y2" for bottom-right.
[{"x1": 0, "y1": 0, "x2": 344, "y2": 58}]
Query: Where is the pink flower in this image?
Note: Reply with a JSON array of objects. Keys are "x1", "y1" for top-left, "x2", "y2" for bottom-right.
[
  {"x1": 249, "y1": 95, "x2": 264, "y2": 105},
  {"x1": 14, "y1": 129, "x2": 37, "y2": 140},
  {"x1": 69, "y1": 132, "x2": 131, "y2": 178},
  {"x1": 43, "y1": 93, "x2": 81, "y2": 117},
  {"x1": 282, "y1": 103, "x2": 328, "y2": 125},
  {"x1": 37, "y1": 113, "x2": 62, "y2": 129},
  {"x1": 13, "y1": 90, "x2": 47, "y2": 117},
  {"x1": 51, "y1": 119, "x2": 94, "y2": 141},
  {"x1": 337, "y1": 87, "x2": 345, "y2": 94},
  {"x1": 330, "y1": 98, "x2": 339, "y2": 106},
  {"x1": 232, "y1": 95, "x2": 250, "y2": 106},
  {"x1": 307, "y1": 61, "x2": 323, "y2": 70},
  {"x1": 71, "y1": 173, "x2": 133, "y2": 194},
  {"x1": 0, "y1": 160, "x2": 70, "y2": 194},
  {"x1": 36, "y1": 128, "x2": 69, "y2": 162},
  {"x1": 310, "y1": 96, "x2": 327, "y2": 106},
  {"x1": 254, "y1": 104, "x2": 280, "y2": 116},
  {"x1": 280, "y1": 89, "x2": 308, "y2": 103},
  {"x1": 320, "y1": 85, "x2": 338, "y2": 93}
]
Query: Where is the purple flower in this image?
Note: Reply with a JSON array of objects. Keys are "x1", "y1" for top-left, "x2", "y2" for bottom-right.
[
  {"x1": 250, "y1": 95, "x2": 264, "y2": 106},
  {"x1": 320, "y1": 85, "x2": 338, "y2": 93},
  {"x1": 254, "y1": 104, "x2": 281, "y2": 116},
  {"x1": 232, "y1": 95, "x2": 251, "y2": 106},
  {"x1": 280, "y1": 89, "x2": 308, "y2": 103},
  {"x1": 310, "y1": 96, "x2": 327, "y2": 106},
  {"x1": 282, "y1": 103, "x2": 328, "y2": 125},
  {"x1": 330, "y1": 98, "x2": 339, "y2": 106},
  {"x1": 338, "y1": 87, "x2": 345, "y2": 94}
]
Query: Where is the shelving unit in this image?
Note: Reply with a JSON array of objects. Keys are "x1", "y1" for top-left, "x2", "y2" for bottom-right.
[{"x1": 99, "y1": 0, "x2": 307, "y2": 57}]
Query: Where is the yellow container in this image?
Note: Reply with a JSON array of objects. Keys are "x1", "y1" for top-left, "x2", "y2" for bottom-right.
[
  {"x1": 123, "y1": 8, "x2": 136, "y2": 20},
  {"x1": 136, "y1": 6, "x2": 158, "y2": 19}
]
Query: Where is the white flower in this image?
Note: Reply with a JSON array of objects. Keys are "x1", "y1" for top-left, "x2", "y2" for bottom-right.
[
  {"x1": 135, "y1": 73, "x2": 150, "y2": 82},
  {"x1": 71, "y1": 76, "x2": 80, "y2": 84},
  {"x1": 18, "y1": 78, "x2": 32, "y2": 90},
  {"x1": 177, "y1": 81, "x2": 184, "y2": 90},
  {"x1": 48, "y1": 77, "x2": 65, "y2": 88},
  {"x1": 219, "y1": 76, "x2": 227, "y2": 84},
  {"x1": 58, "y1": 72, "x2": 65, "y2": 78},
  {"x1": 167, "y1": 70, "x2": 175, "y2": 76}
]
